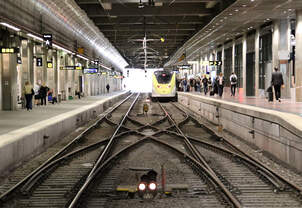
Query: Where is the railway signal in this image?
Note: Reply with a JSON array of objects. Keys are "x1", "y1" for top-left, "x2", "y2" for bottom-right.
[{"x1": 137, "y1": 170, "x2": 158, "y2": 200}]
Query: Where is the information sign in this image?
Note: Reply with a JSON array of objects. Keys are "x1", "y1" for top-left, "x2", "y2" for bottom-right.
[{"x1": 83, "y1": 68, "x2": 98, "y2": 74}]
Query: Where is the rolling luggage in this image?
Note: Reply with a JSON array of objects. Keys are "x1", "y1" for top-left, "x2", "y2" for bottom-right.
[
  {"x1": 268, "y1": 92, "x2": 273, "y2": 102},
  {"x1": 266, "y1": 86, "x2": 273, "y2": 102},
  {"x1": 210, "y1": 91, "x2": 215, "y2": 96}
]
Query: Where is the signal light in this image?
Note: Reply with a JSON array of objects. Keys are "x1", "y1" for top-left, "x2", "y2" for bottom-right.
[
  {"x1": 139, "y1": 183, "x2": 146, "y2": 191},
  {"x1": 149, "y1": 182, "x2": 156, "y2": 190}
]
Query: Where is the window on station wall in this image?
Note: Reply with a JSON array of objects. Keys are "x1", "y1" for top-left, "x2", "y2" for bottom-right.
[
  {"x1": 235, "y1": 43, "x2": 243, "y2": 88},
  {"x1": 259, "y1": 32, "x2": 272, "y2": 89},
  {"x1": 224, "y1": 47, "x2": 232, "y2": 87}
]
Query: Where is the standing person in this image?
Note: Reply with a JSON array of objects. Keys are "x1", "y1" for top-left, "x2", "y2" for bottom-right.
[
  {"x1": 230, "y1": 72, "x2": 238, "y2": 96},
  {"x1": 271, "y1": 67, "x2": 284, "y2": 102},
  {"x1": 106, "y1": 84, "x2": 110, "y2": 93},
  {"x1": 23, "y1": 81, "x2": 34, "y2": 111},
  {"x1": 208, "y1": 76, "x2": 212, "y2": 92},
  {"x1": 39, "y1": 83, "x2": 49, "y2": 105},
  {"x1": 34, "y1": 82, "x2": 41, "y2": 106},
  {"x1": 202, "y1": 75, "x2": 208, "y2": 95},
  {"x1": 196, "y1": 77, "x2": 201, "y2": 92},
  {"x1": 194, "y1": 78, "x2": 198, "y2": 92},
  {"x1": 217, "y1": 72, "x2": 225, "y2": 97},
  {"x1": 182, "y1": 78, "x2": 187, "y2": 92}
]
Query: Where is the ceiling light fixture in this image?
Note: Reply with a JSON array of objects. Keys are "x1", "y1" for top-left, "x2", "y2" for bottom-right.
[
  {"x1": 0, "y1": 22, "x2": 20, "y2": 31},
  {"x1": 27, "y1": 33, "x2": 43, "y2": 41},
  {"x1": 53, "y1": 43, "x2": 73, "y2": 54}
]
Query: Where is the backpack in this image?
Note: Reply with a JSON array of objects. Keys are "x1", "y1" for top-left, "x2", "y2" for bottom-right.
[{"x1": 231, "y1": 76, "x2": 237, "y2": 83}]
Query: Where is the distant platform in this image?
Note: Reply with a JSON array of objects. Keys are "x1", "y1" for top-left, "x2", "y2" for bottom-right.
[{"x1": 189, "y1": 91, "x2": 302, "y2": 116}]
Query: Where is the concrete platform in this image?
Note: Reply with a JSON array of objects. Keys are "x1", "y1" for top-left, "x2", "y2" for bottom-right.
[
  {"x1": 0, "y1": 91, "x2": 130, "y2": 174},
  {"x1": 190, "y1": 91, "x2": 302, "y2": 116},
  {"x1": 178, "y1": 92, "x2": 302, "y2": 172}
]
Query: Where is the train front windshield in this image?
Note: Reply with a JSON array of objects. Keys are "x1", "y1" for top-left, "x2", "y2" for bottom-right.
[{"x1": 155, "y1": 71, "x2": 173, "y2": 84}]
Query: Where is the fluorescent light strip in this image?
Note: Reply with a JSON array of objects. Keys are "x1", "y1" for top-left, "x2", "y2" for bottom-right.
[
  {"x1": 100, "y1": 64, "x2": 111, "y2": 71},
  {"x1": 76, "y1": 54, "x2": 89, "y2": 61},
  {"x1": 0, "y1": 22, "x2": 20, "y2": 31},
  {"x1": 27, "y1": 33, "x2": 43, "y2": 42},
  {"x1": 53, "y1": 43, "x2": 73, "y2": 54}
]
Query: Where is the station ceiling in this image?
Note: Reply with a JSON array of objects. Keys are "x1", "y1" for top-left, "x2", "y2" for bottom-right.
[{"x1": 75, "y1": 0, "x2": 236, "y2": 68}]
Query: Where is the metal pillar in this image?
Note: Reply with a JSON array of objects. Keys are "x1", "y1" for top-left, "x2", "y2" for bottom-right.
[{"x1": 296, "y1": 10, "x2": 302, "y2": 102}]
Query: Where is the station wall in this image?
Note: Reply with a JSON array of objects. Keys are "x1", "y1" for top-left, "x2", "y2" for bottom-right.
[{"x1": 0, "y1": 42, "x2": 123, "y2": 111}]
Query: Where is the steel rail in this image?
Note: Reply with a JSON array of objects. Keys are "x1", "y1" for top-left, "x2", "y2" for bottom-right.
[
  {"x1": 0, "y1": 93, "x2": 134, "y2": 202},
  {"x1": 19, "y1": 130, "x2": 140, "y2": 194},
  {"x1": 172, "y1": 102, "x2": 302, "y2": 195},
  {"x1": 68, "y1": 93, "x2": 140, "y2": 208},
  {"x1": 158, "y1": 102, "x2": 242, "y2": 208},
  {"x1": 165, "y1": 130, "x2": 286, "y2": 191}
]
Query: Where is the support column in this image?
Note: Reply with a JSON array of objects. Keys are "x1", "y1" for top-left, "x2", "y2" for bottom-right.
[
  {"x1": 272, "y1": 20, "x2": 280, "y2": 69},
  {"x1": 42, "y1": 47, "x2": 48, "y2": 85},
  {"x1": 222, "y1": 45, "x2": 225, "y2": 74},
  {"x1": 296, "y1": 10, "x2": 302, "y2": 101},
  {"x1": 255, "y1": 28, "x2": 260, "y2": 97},
  {"x1": 53, "y1": 50, "x2": 58, "y2": 97},
  {"x1": 1, "y1": 54, "x2": 18, "y2": 110},
  {"x1": 28, "y1": 41, "x2": 34, "y2": 85},
  {"x1": 232, "y1": 41, "x2": 235, "y2": 72},
  {"x1": 242, "y1": 34, "x2": 247, "y2": 96}
]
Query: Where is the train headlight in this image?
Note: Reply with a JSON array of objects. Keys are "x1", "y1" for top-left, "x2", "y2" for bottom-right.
[
  {"x1": 157, "y1": 85, "x2": 161, "y2": 88},
  {"x1": 149, "y1": 182, "x2": 157, "y2": 191},
  {"x1": 138, "y1": 183, "x2": 146, "y2": 191},
  {"x1": 168, "y1": 85, "x2": 171, "y2": 88}
]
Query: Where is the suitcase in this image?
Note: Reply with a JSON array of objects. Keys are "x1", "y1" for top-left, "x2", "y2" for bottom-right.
[
  {"x1": 268, "y1": 92, "x2": 273, "y2": 102},
  {"x1": 210, "y1": 91, "x2": 215, "y2": 96}
]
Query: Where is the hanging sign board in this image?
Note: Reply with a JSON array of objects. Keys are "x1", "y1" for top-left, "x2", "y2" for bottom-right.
[
  {"x1": 209, "y1": 61, "x2": 222, "y2": 66},
  {"x1": 77, "y1": 47, "x2": 84, "y2": 54},
  {"x1": 83, "y1": 68, "x2": 98, "y2": 74},
  {"x1": 47, "y1": 61, "x2": 53, "y2": 68},
  {"x1": 17, "y1": 57, "x2": 22, "y2": 64},
  {"x1": 0, "y1": 47, "x2": 19, "y2": 54},
  {"x1": 43, "y1": 34, "x2": 52, "y2": 48},
  {"x1": 177, "y1": 65, "x2": 192, "y2": 70},
  {"x1": 60, "y1": 66, "x2": 76, "y2": 70},
  {"x1": 36, "y1": 58, "x2": 42, "y2": 67}
]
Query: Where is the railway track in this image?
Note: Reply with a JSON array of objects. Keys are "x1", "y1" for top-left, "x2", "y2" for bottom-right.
[{"x1": 0, "y1": 94, "x2": 301, "y2": 208}]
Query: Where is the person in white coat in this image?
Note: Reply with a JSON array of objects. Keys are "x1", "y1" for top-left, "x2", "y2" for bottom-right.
[{"x1": 230, "y1": 72, "x2": 238, "y2": 96}]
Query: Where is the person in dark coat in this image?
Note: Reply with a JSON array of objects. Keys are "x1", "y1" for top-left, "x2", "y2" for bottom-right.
[
  {"x1": 39, "y1": 83, "x2": 49, "y2": 105},
  {"x1": 202, "y1": 75, "x2": 208, "y2": 95},
  {"x1": 271, "y1": 67, "x2": 284, "y2": 102},
  {"x1": 106, "y1": 84, "x2": 110, "y2": 93},
  {"x1": 217, "y1": 72, "x2": 225, "y2": 97}
]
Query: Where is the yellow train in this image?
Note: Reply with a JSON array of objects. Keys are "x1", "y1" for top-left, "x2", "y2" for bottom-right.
[{"x1": 151, "y1": 70, "x2": 177, "y2": 100}]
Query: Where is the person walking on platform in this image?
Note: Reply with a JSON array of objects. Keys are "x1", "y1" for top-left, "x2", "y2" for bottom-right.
[
  {"x1": 182, "y1": 78, "x2": 187, "y2": 92},
  {"x1": 106, "y1": 84, "x2": 110, "y2": 93},
  {"x1": 34, "y1": 82, "x2": 41, "y2": 106},
  {"x1": 230, "y1": 72, "x2": 238, "y2": 96},
  {"x1": 39, "y1": 83, "x2": 49, "y2": 105},
  {"x1": 23, "y1": 81, "x2": 34, "y2": 111},
  {"x1": 208, "y1": 76, "x2": 212, "y2": 92},
  {"x1": 217, "y1": 72, "x2": 225, "y2": 97},
  {"x1": 202, "y1": 75, "x2": 208, "y2": 95},
  {"x1": 271, "y1": 67, "x2": 284, "y2": 102}
]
